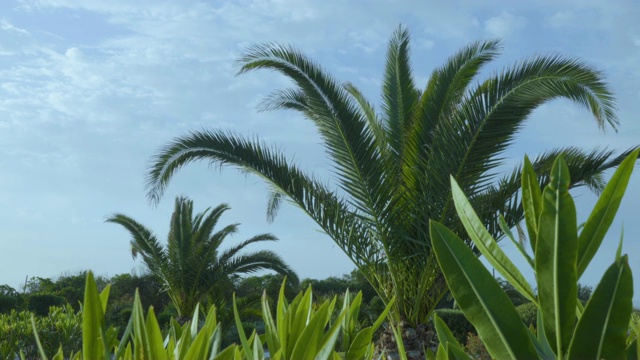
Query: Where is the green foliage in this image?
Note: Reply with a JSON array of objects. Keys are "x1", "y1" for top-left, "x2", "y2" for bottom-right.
[
  {"x1": 0, "y1": 304, "x2": 81, "y2": 360},
  {"x1": 145, "y1": 24, "x2": 636, "y2": 328},
  {"x1": 433, "y1": 309, "x2": 474, "y2": 345},
  {"x1": 0, "y1": 285, "x2": 22, "y2": 314},
  {"x1": 236, "y1": 281, "x2": 394, "y2": 360},
  {"x1": 515, "y1": 302, "x2": 537, "y2": 328},
  {"x1": 429, "y1": 150, "x2": 640, "y2": 359},
  {"x1": 107, "y1": 196, "x2": 298, "y2": 320},
  {"x1": 29, "y1": 271, "x2": 396, "y2": 360},
  {"x1": 27, "y1": 294, "x2": 66, "y2": 316}
]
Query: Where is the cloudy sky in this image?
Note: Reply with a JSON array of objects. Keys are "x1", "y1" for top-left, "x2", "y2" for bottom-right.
[{"x1": 1, "y1": 0, "x2": 639, "y2": 301}]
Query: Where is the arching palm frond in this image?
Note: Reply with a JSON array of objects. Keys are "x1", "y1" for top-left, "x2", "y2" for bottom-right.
[
  {"x1": 146, "y1": 25, "x2": 639, "y2": 325},
  {"x1": 107, "y1": 197, "x2": 298, "y2": 319}
]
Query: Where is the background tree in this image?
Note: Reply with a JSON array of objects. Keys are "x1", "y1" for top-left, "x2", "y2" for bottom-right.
[
  {"x1": 145, "y1": 26, "x2": 637, "y2": 330},
  {"x1": 107, "y1": 196, "x2": 299, "y2": 323}
]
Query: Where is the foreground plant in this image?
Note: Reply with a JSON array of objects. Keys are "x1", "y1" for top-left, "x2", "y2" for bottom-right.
[
  {"x1": 429, "y1": 149, "x2": 639, "y2": 359},
  {"x1": 234, "y1": 282, "x2": 394, "y2": 360},
  {"x1": 145, "y1": 23, "x2": 638, "y2": 336},
  {"x1": 30, "y1": 272, "x2": 394, "y2": 360}
]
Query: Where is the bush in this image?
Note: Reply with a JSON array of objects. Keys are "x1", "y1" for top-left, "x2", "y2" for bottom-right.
[
  {"x1": 26, "y1": 293, "x2": 65, "y2": 316},
  {"x1": 516, "y1": 302, "x2": 537, "y2": 328},
  {"x1": 0, "y1": 304, "x2": 81, "y2": 360}
]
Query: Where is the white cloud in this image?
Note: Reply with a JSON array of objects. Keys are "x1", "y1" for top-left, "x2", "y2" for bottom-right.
[
  {"x1": 484, "y1": 11, "x2": 528, "y2": 38},
  {"x1": 546, "y1": 11, "x2": 574, "y2": 28}
]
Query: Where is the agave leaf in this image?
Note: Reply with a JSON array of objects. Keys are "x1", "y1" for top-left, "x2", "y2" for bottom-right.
[
  {"x1": 371, "y1": 297, "x2": 395, "y2": 332},
  {"x1": 435, "y1": 344, "x2": 446, "y2": 360},
  {"x1": 567, "y1": 254, "x2": 633, "y2": 359},
  {"x1": 433, "y1": 313, "x2": 463, "y2": 350},
  {"x1": 577, "y1": 149, "x2": 639, "y2": 277},
  {"x1": 52, "y1": 346, "x2": 64, "y2": 360},
  {"x1": 522, "y1": 155, "x2": 543, "y2": 254},
  {"x1": 430, "y1": 220, "x2": 537, "y2": 359},
  {"x1": 261, "y1": 290, "x2": 280, "y2": 356},
  {"x1": 30, "y1": 315, "x2": 49, "y2": 360},
  {"x1": 390, "y1": 322, "x2": 409, "y2": 360},
  {"x1": 276, "y1": 280, "x2": 289, "y2": 358},
  {"x1": 233, "y1": 294, "x2": 255, "y2": 359},
  {"x1": 451, "y1": 178, "x2": 537, "y2": 304},
  {"x1": 498, "y1": 214, "x2": 534, "y2": 269},
  {"x1": 145, "y1": 307, "x2": 167, "y2": 360},
  {"x1": 446, "y1": 343, "x2": 472, "y2": 360},
  {"x1": 535, "y1": 308, "x2": 554, "y2": 358},
  {"x1": 82, "y1": 271, "x2": 105, "y2": 360},
  {"x1": 535, "y1": 156, "x2": 578, "y2": 357},
  {"x1": 292, "y1": 300, "x2": 334, "y2": 359},
  {"x1": 345, "y1": 328, "x2": 373, "y2": 360},
  {"x1": 113, "y1": 312, "x2": 134, "y2": 360},
  {"x1": 99, "y1": 284, "x2": 111, "y2": 315},
  {"x1": 315, "y1": 310, "x2": 347, "y2": 360},
  {"x1": 207, "y1": 324, "x2": 223, "y2": 360}
]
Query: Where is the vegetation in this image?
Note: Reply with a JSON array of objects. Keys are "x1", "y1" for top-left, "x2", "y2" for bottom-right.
[
  {"x1": 24, "y1": 272, "x2": 394, "y2": 360},
  {"x1": 429, "y1": 150, "x2": 639, "y2": 359},
  {"x1": 107, "y1": 196, "x2": 299, "y2": 323},
  {"x1": 144, "y1": 24, "x2": 637, "y2": 333}
]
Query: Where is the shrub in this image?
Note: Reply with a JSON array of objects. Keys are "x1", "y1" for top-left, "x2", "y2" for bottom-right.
[
  {"x1": 515, "y1": 302, "x2": 537, "y2": 328},
  {"x1": 0, "y1": 304, "x2": 81, "y2": 360},
  {"x1": 26, "y1": 293, "x2": 65, "y2": 316}
]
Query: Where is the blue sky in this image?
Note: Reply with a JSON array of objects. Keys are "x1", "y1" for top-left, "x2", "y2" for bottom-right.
[{"x1": 0, "y1": 0, "x2": 639, "y2": 302}]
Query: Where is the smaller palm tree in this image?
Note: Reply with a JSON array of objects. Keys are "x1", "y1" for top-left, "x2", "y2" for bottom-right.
[{"x1": 107, "y1": 196, "x2": 298, "y2": 322}]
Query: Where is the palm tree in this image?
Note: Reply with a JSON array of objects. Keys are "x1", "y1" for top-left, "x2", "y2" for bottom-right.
[
  {"x1": 145, "y1": 26, "x2": 638, "y2": 328},
  {"x1": 107, "y1": 196, "x2": 298, "y2": 323}
]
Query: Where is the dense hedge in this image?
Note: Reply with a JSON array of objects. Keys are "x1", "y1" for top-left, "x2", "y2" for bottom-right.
[{"x1": 26, "y1": 293, "x2": 66, "y2": 316}]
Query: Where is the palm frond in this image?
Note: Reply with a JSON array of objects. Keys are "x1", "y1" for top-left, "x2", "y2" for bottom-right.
[
  {"x1": 427, "y1": 55, "x2": 618, "y2": 221},
  {"x1": 217, "y1": 250, "x2": 300, "y2": 285},
  {"x1": 237, "y1": 42, "x2": 390, "y2": 221},
  {"x1": 105, "y1": 214, "x2": 167, "y2": 268},
  {"x1": 381, "y1": 25, "x2": 420, "y2": 169},
  {"x1": 146, "y1": 130, "x2": 381, "y2": 268}
]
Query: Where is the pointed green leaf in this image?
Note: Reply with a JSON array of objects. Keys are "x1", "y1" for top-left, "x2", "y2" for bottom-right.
[
  {"x1": 522, "y1": 155, "x2": 543, "y2": 254},
  {"x1": 82, "y1": 271, "x2": 105, "y2": 360},
  {"x1": 261, "y1": 290, "x2": 280, "y2": 356},
  {"x1": 577, "y1": 149, "x2": 639, "y2": 276},
  {"x1": 446, "y1": 343, "x2": 471, "y2": 360},
  {"x1": 498, "y1": 214, "x2": 534, "y2": 269},
  {"x1": 233, "y1": 294, "x2": 254, "y2": 359},
  {"x1": 390, "y1": 322, "x2": 409, "y2": 360},
  {"x1": 451, "y1": 178, "x2": 537, "y2": 304},
  {"x1": 433, "y1": 313, "x2": 463, "y2": 350},
  {"x1": 30, "y1": 315, "x2": 49, "y2": 360},
  {"x1": 314, "y1": 310, "x2": 347, "y2": 360},
  {"x1": 567, "y1": 254, "x2": 633, "y2": 359},
  {"x1": 430, "y1": 220, "x2": 537, "y2": 359},
  {"x1": 535, "y1": 308, "x2": 554, "y2": 358},
  {"x1": 536, "y1": 156, "x2": 578, "y2": 357},
  {"x1": 145, "y1": 307, "x2": 167, "y2": 360}
]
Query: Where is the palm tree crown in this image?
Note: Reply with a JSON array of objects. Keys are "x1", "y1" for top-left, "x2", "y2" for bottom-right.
[
  {"x1": 145, "y1": 26, "x2": 638, "y2": 325},
  {"x1": 107, "y1": 196, "x2": 298, "y2": 319}
]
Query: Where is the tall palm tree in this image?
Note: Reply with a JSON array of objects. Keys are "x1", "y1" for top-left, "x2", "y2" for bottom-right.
[
  {"x1": 145, "y1": 26, "x2": 638, "y2": 327},
  {"x1": 107, "y1": 196, "x2": 298, "y2": 322}
]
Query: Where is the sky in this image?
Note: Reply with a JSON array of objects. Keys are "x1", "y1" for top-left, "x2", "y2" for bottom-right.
[{"x1": 0, "y1": 0, "x2": 639, "y2": 303}]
